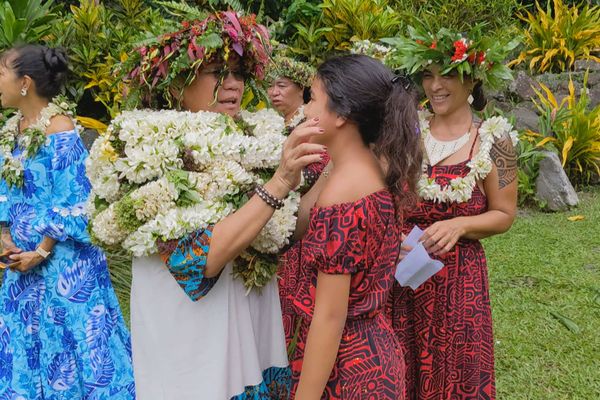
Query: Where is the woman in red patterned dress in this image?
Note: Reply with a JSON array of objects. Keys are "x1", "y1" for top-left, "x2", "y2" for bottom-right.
[
  {"x1": 387, "y1": 29, "x2": 519, "y2": 399},
  {"x1": 278, "y1": 54, "x2": 422, "y2": 399}
]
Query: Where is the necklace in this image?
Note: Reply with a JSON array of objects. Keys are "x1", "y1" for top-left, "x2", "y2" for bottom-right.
[
  {"x1": 417, "y1": 111, "x2": 518, "y2": 204},
  {"x1": 423, "y1": 115, "x2": 472, "y2": 166},
  {"x1": 0, "y1": 99, "x2": 73, "y2": 187},
  {"x1": 286, "y1": 105, "x2": 305, "y2": 129}
]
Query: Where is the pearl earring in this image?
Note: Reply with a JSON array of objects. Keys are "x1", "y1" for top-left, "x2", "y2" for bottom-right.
[
  {"x1": 467, "y1": 94, "x2": 474, "y2": 105},
  {"x1": 20, "y1": 88, "x2": 27, "y2": 97}
]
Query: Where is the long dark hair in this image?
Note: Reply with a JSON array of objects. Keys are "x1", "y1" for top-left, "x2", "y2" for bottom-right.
[
  {"x1": 0, "y1": 45, "x2": 69, "y2": 99},
  {"x1": 316, "y1": 54, "x2": 422, "y2": 208}
]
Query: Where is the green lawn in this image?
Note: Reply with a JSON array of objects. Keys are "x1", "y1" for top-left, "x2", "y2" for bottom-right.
[{"x1": 485, "y1": 187, "x2": 600, "y2": 399}]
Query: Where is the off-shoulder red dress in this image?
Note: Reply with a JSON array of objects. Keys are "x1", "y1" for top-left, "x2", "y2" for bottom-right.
[{"x1": 279, "y1": 189, "x2": 404, "y2": 399}]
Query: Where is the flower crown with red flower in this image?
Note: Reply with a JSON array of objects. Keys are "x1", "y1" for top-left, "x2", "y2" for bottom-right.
[
  {"x1": 383, "y1": 24, "x2": 520, "y2": 89},
  {"x1": 123, "y1": 11, "x2": 271, "y2": 108}
]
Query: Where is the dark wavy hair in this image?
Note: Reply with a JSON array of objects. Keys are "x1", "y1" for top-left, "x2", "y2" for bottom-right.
[
  {"x1": 316, "y1": 54, "x2": 422, "y2": 209},
  {"x1": 0, "y1": 45, "x2": 69, "y2": 100}
]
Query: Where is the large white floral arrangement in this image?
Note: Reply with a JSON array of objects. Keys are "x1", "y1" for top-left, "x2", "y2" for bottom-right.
[
  {"x1": 418, "y1": 111, "x2": 519, "y2": 204},
  {"x1": 86, "y1": 108, "x2": 299, "y2": 290}
]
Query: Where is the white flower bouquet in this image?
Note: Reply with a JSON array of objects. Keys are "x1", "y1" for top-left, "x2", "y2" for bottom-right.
[{"x1": 86, "y1": 108, "x2": 299, "y2": 290}]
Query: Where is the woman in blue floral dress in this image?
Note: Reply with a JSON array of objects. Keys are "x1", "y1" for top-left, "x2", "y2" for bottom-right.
[{"x1": 0, "y1": 45, "x2": 135, "y2": 399}]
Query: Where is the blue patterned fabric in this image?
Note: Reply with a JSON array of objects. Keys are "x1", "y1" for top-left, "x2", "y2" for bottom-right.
[
  {"x1": 159, "y1": 226, "x2": 220, "y2": 301},
  {"x1": 0, "y1": 130, "x2": 135, "y2": 399},
  {"x1": 230, "y1": 366, "x2": 291, "y2": 400}
]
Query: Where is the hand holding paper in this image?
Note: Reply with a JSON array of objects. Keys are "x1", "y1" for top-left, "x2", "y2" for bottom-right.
[{"x1": 395, "y1": 226, "x2": 444, "y2": 290}]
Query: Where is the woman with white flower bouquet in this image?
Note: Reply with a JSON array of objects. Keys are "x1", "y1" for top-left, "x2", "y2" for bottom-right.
[
  {"x1": 0, "y1": 45, "x2": 135, "y2": 399},
  {"x1": 86, "y1": 12, "x2": 325, "y2": 399},
  {"x1": 384, "y1": 25, "x2": 520, "y2": 399}
]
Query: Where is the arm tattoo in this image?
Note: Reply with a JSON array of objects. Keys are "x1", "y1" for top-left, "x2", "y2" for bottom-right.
[{"x1": 489, "y1": 136, "x2": 517, "y2": 190}]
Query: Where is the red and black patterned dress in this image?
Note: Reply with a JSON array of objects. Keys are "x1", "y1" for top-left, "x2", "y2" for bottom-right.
[
  {"x1": 280, "y1": 190, "x2": 404, "y2": 399},
  {"x1": 388, "y1": 138, "x2": 496, "y2": 399}
]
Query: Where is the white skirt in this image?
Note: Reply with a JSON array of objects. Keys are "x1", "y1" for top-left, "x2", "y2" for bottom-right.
[{"x1": 130, "y1": 255, "x2": 288, "y2": 399}]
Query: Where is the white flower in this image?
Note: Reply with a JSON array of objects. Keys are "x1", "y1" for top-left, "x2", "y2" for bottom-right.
[
  {"x1": 88, "y1": 108, "x2": 295, "y2": 264},
  {"x1": 418, "y1": 114, "x2": 515, "y2": 204}
]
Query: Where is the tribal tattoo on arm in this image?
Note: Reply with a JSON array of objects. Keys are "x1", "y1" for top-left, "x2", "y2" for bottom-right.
[{"x1": 490, "y1": 135, "x2": 517, "y2": 190}]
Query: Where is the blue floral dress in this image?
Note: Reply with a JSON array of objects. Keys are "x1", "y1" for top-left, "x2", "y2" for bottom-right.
[{"x1": 0, "y1": 130, "x2": 135, "y2": 399}]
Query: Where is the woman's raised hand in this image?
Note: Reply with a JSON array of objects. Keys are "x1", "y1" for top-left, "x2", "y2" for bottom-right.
[{"x1": 271, "y1": 118, "x2": 326, "y2": 196}]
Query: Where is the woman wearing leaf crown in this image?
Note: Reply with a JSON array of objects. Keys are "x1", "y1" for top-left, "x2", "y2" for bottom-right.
[
  {"x1": 267, "y1": 55, "x2": 315, "y2": 130},
  {"x1": 0, "y1": 45, "x2": 135, "y2": 399},
  {"x1": 87, "y1": 11, "x2": 325, "y2": 399},
  {"x1": 385, "y1": 26, "x2": 519, "y2": 399}
]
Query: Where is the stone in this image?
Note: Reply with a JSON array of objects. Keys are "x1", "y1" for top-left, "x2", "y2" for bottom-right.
[
  {"x1": 80, "y1": 129, "x2": 99, "y2": 151},
  {"x1": 511, "y1": 104, "x2": 540, "y2": 132},
  {"x1": 509, "y1": 71, "x2": 539, "y2": 102},
  {"x1": 535, "y1": 151, "x2": 579, "y2": 211},
  {"x1": 573, "y1": 59, "x2": 600, "y2": 72},
  {"x1": 585, "y1": 71, "x2": 600, "y2": 87}
]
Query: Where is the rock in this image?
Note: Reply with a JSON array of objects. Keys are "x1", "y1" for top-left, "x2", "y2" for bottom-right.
[
  {"x1": 535, "y1": 151, "x2": 579, "y2": 211},
  {"x1": 588, "y1": 86, "x2": 600, "y2": 108},
  {"x1": 585, "y1": 71, "x2": 600, "y2": 87},
  {"x1": 509, "y1": 71, "x2": 539, "y2": 102},
  {"x1": 511, "y1": 104, "x2": 540, "y2": 132},
  {"x1": 573, "y1": 59, "x2": 600, "y2": 72},
  {"x1": 80, "y1": 129, "x2": 99, "y2": 151}
]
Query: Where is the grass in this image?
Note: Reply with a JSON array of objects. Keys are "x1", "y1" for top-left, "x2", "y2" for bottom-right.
[{"x1": 484, "y1": 187, "x2": 600, "y2": 399}]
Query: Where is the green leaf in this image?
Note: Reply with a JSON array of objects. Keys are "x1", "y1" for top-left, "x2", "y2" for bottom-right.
[{"x1": 549, "y1": 310, "x2": 580, "y2": 334}]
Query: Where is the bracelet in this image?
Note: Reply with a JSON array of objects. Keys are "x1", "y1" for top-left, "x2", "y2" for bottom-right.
[{"x1": 254, "y1": 184, "x2": 285, "y2": 210}]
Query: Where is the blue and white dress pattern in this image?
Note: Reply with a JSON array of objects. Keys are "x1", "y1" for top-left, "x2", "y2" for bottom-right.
[{"x1": 0, "y1": 130, "x2": 135, "y2": 399}]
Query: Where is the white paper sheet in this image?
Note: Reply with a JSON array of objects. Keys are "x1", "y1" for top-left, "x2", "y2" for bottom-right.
[{"x1": 394, "y1": 226, "x2": 444, "y2": 290}]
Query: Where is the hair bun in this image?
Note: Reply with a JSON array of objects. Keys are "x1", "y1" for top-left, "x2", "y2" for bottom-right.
[{"x1": 43, "y1": 47, "x2": 69, "y2": 73}]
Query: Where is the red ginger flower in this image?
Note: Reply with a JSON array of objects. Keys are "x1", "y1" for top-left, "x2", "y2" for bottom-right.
[{"x1": 451, "y1": 38, "x2": 469, "y2": 63}]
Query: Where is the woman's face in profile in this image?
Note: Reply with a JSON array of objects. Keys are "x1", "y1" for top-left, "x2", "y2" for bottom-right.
[
  {"x1": 0, "y1": 55, "x2": 22, "y2": 109},
  {"x1": 181, "y1": 56, "x2": 245, "y2": 117}
]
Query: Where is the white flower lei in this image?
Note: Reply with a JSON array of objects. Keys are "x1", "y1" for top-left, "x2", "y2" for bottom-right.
[
  {"x1": 417, "y1": 111, "x2": 519, "y2": 204},
  {"x1": 0, "y1": 99, "x2": 73, "y2": 187},
  {"x1": 287, "y1": 105, "x2": 305, "y2": 129},
  {"x1": 87, "y1": 108, "x2": 299, "y2": 289}
]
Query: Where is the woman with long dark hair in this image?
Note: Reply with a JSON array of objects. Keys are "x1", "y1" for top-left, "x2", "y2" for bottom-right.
[{"x1": 278, "y1": 54, "x2": 422, "y2": 399}]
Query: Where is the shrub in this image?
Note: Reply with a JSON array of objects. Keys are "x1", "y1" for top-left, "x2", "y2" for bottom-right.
[
  {"x1": 48, "y1": 0, "x2": 172, "y2": 120},
  {"x1": 510, "y1": 0, "x2": 600, "y2": 73},
  {"x1": 529, "y1": 72, "x2": 600, "y2": 185},
  {"x1": 319, "y1": 0, "x2": 402, "y2": 51},
  {"x1": 0, "y1": 0, "x2": 59, "y2": 50},
  {"x1": 390, "y1": 0, "x2": 518, "y2": 33}
]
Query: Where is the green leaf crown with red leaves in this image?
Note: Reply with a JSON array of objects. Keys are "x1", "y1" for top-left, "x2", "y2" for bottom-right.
[{"x1": 124, "y1": 11, "x2": 271, "y2": 108}]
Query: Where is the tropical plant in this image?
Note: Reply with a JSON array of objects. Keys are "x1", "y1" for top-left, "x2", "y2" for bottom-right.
[
  {"x1": 319, "y1": 0, "x2": 402, "y2": 51},
  {"x1": 48, "y1": 0, "x2": 171, "y2": 120},
  {"x1": 0, "y1": 0, "x2": 59, "y2": 50},
  {"x1": 510, "y1": 0, "x2": 600, "y2": 73},
  {"x1": 515, "y1": 134, "x2": 547, "y2": 206},
  {"x1": 390, "y1": 0, "x2": 518, "y2": 33},
  {"x1": 528, "y1": 72, "x2": 600, "y2": 185}
]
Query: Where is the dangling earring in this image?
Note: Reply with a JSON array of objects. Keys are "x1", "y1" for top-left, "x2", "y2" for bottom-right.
[
  {"x1": 20, "y1": 88, "x2": 28, "y2": 97},
  {"x1": 467, "y1": 94, "x2": 474, "y2": 105}
]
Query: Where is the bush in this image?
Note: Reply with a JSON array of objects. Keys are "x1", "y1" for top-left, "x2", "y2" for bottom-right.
[
  {"x1": 0, "y1": 0, "x2": 59, "y2": 50},
  {"x1": 529, "y1": 72, "x2": 600, "y2": 185},
  {"x1": 390, "y1": 0, "x2": 518, "y2": 33},
  {"x1": 48, "y1": 0, "x2": 175, "y2": 121},
  {"x1": 510, "y1": 0, "x2": 600, "y2": 73}
]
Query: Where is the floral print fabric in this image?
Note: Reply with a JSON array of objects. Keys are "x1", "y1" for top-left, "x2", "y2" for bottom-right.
[{"x1": 0, "y1": 130, "x2": 135, "y2": 399}]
